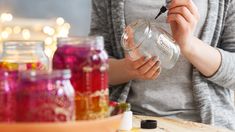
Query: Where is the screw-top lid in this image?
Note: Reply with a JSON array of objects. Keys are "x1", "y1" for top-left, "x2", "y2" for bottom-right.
[
  {"x1": 3, "y1": 40, "x2": 44, "y2": 50},
  {"x1": 57, "y1": 36, "x2": 104, "y2": 50},
  {"x1": 141, "y1": 120, "x2": 157, "y2": 129}
]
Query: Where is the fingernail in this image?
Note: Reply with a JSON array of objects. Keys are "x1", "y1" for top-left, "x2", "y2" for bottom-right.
[
  {"x1": 152, "y1": 56, "x2": 159, "y2": 62},
  {"x1": 144, "y1": 55, "x2": 152, "y2": 61}
]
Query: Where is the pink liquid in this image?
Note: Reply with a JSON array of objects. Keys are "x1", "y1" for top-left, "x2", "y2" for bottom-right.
[
  {"x1": 53, "y1": 44, "x2": 109, "y2": 120},
  {"x1": 16, "y1": 71, "x2": 75, "y2": 122},
  {"x1": 0, "y1": 71, "x2": 18, "y2": 122}
]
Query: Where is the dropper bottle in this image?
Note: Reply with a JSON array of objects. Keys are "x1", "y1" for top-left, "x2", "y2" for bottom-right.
[
  {"x1": 119, "y1": 103, "x2": 132, "y2": 131},
  {"x1": 155, "y1": 0, "x2": 171, "y2": 20}
]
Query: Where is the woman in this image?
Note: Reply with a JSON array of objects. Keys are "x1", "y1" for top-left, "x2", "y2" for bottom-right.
[{"x1": 90, "y1": 0, "x2": 235, "y2": 130}]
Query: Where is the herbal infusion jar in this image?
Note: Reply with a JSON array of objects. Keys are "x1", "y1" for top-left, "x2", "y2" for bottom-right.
[
  {"x1": 53, "y1": 36, "x2": 109, "y2": 120},
  {"x1": 0, "y1": 41, "x2": 49, "y2": 71},
  {"x1": 16, "y1": 70, "x2": 75, "y2": 122}
]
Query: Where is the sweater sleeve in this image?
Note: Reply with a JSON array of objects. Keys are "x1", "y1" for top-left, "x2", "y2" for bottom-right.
[
  {"x1": 206, "y1": 0, "x2": 235, "y2": 90},
  {"x1": 89, "y1": 0, "x2": 114, "y2": 57}
]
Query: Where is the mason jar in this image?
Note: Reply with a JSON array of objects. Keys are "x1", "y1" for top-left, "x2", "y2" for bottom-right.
[
  {"x1": 0, "y1": 41, "x2": 49, "y2": 71},
  {"x1": 16, "y1": 70, "x2": 75, "y2": 122},
  {"x1": 0, "y1": 70, "x2": 18, "y2": 122},
  {"x1": 53, "y1": 36, "x2": 109, "y2": 120},
  {"x1": 122, "y1": 19, "x2": 180, "y2": 69}
]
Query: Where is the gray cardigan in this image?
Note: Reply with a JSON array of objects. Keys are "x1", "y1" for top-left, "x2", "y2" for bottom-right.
[{"x1": 90, "y1": 0, "x2": 235, "y2": 130}]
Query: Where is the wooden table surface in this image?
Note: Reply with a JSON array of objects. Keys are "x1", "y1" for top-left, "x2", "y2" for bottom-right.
[{"x1": 131, "y1": 115, "x2": 232, "y2": 132}]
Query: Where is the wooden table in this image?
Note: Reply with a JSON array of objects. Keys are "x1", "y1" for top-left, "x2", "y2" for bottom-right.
[
  {"x1": 0, "y1": 115, "x2": 232, "y2": 132},
  {"x1": 131, "y1": 115, "x2": 232, "y2": 132}
]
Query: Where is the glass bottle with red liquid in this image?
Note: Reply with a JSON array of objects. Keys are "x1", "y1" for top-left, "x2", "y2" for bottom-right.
[
  {"x1": 0, "y1": 41, "x2": 49, "y2": 71},
  {"x1": 16, "y1": 70, "x2": 75, "y2": 122},
  {"x1": 53, "y1": 36, "x2": 109, "y2": 120},
  {"x1": 0, "y1": 70, "x2": 18, "y2": 122}
]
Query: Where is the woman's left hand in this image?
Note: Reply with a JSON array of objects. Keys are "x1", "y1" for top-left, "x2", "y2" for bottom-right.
[{"x1": 167, "y1": 0, "x2": 200, "y2": 52}]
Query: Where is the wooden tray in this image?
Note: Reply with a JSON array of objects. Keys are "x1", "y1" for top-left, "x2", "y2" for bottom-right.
[{"x1": 0, "y1": 114, "x2": 123, "y2": 132}]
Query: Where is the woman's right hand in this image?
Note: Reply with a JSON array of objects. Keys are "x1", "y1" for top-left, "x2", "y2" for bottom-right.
[
  {"x1": 108, "y1": 56, "x2": 161, "y2": 85},
  {"x1": 123, "y1": 26, "x2": 161, "y2": 80},
  {"x1": 109, "y1": 26, "x2": 161, "y2": 85},
  {"x1": 125, "y1": 55, "x2": 161, "y2": 80}
]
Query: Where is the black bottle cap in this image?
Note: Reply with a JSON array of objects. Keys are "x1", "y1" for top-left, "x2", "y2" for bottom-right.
[{"x1": 141, "y1": 120, "x2": 157, "y2": 129}]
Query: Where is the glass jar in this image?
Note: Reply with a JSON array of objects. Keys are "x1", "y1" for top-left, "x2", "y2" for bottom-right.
[
  {"x1": 0, "y1": 41, "x2": 49, "y2": 71},
  {"x1": 16, "y1": 70, "x2": 75, "y2": 122},
  {"x1": 53, "y1": 36, "x2": 109, "y2": 120},
  {"x1": 122, "y1": 19, "x2": 180, "y2": 69},
  {"x1": 0, "y1": 70, "x2": 18, "y2": 122}
]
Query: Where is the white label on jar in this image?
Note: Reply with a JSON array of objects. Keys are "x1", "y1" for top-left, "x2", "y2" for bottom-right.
[{"x1": 157, "y1": 34, "x2": 174, "y2": 59}]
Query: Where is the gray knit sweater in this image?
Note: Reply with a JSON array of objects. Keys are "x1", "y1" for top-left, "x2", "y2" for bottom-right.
[{"x1": 90, "y1": 0, "x2": 235, "y2": 130}]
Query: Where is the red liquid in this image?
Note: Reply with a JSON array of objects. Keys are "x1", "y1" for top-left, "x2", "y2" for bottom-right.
[
  {"x1": 0, "y1": 71, "x2": 18, "y2": 122},
  {"x1": 53, "y1": 44, "x2": 109, "y2": 120},
  {"x1": 16, "y1": 72, "x2": 75, "y2": 122}
]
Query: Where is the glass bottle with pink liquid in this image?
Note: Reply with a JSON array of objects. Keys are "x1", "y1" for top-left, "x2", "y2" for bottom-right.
[
  {"x1": 53, "y1": 36, "x2": 109, "y2": 120},
  {"x1": 16, "y1": 70, "x2": 75, "y2": 122}
]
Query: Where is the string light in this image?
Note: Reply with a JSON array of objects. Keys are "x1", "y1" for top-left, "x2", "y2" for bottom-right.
[
  {"x1": 64, "y1": 23, "x2": 71, "y2": 29},
  {"x1": 1, "y1": 31, "x2": 9, "y2": 39},
  {"x1": 58, "y1": 27, "x2": 69, "y2": 37},
  {"x1": 56, "y1": 17, "x2": 65, "y2": 26},
  {"x1": 13, "y1": 26, "x2": 21, "y2": 34},
  {"x1": 1, "y1": 13, "x2": 13, "y2": 22},
  {"x1": 45, "y1": 37, "x2": 53, "y2": 45},
  {"x1": 5, "y1": 27, "x2": 12, "y2": 34},
  {"x1": 0, "y1": 13, "x2": 71, "y2": 59},
  {"x1": 22, "y1": 29, "x2": 31, "y2": 40},
  {"x1": 43, "y1": 26, "x2": 55, "y2": 36}
]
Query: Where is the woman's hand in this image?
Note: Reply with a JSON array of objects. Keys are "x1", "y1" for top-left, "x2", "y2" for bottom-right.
[
  {"x1": 122, "y1": 26, "x2": 161, "y2": 80},
  {"x1": 124, "y1": 56, "x2": 161, "y2": 80},
  {"x1": 108, "y1": 56, "x2": 161, "y2": 85},
  {"x1": 167, "y1": 0, "x2": 200, "y2": 52},
  {"x1": 165, "y1": 0, "x2": 222, "y2": 77}
]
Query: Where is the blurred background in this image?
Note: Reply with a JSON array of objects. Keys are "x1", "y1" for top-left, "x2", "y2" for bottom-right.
[
  {"x1": 0, "y1": 0, "x2": 92, "y2": 58},
  {"x1": 0, "y1": 0, "x2": 91, "y2": 36}
]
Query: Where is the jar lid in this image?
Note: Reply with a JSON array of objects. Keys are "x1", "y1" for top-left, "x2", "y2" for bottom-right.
[
  {"x1": 57, "y1": 36, "x2": 104, "y2": 50},
  {"x1": 141, "y1": 120, "x2": 157, "y2": 129},
  {"x1": 3, "y1": 40, "x2": 44, "y2": 50}
]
